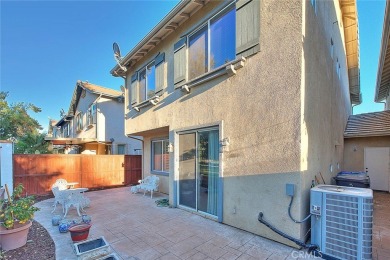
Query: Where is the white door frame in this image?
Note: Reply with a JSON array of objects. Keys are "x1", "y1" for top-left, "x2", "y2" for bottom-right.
[{"x1": 364, "y1": 147, "x2": 390, "y2": 192}]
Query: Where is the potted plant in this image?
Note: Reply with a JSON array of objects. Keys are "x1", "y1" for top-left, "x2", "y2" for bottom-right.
[{"x1": 0, "y1": 184, "x2": 39, "y2": 251}]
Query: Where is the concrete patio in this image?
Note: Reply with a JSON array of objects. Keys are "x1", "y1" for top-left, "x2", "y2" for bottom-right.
[
  {"x1": 34, "y1": 187, "x2": 302, "y2": 260},
  {"x1": 34, "y1": 187, "x2": 390, "y2": 260}
]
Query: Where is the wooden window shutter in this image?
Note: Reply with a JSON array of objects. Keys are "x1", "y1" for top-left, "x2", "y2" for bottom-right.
[
  {"x1": 174, "y1": 38, "x2": 187, "y2": 87},
  {"x1": 130, "y1": 73, "x2": 138, "y2": 104},
  {"x1": 236, "y1": 0, "x2": 260, "y2": 57},
  {"x1": 155, "y1": 52, "x2": 165, "y2": 92}
]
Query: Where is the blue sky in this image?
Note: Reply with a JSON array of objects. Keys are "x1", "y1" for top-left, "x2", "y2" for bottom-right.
[{"x1": 0, "y1": 0, "x2": 386, "y2": 132}]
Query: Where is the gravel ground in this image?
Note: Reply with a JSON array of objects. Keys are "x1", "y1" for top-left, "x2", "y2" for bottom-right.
[{"x1": 3, "y1": 194, "x2": 56, "y2": 260}]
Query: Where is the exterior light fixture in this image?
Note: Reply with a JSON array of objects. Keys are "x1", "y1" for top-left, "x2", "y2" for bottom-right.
[{"x1": 167, "y1": 142, "x2": 174, "y2": 153}]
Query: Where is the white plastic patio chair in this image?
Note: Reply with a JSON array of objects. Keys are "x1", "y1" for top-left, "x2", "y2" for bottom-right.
[{"x1": 132, "y1": 175, "x2": 160, "y2": 198}]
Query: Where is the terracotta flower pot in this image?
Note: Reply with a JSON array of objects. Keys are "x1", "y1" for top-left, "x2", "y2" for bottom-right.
[
  {"x1": 0, "y1": 220, "x2": 32, "y2": 251},
  {"x1": 69, "y1": 223, "x2": 92, "y2": 242}
]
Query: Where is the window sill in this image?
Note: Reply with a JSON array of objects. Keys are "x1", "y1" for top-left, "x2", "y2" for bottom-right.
[
  {"x1": 132, "y1": 95, "x2": 161, "y2": 112},
  {"x1": 151, "y1": 171, "x2": 169, "y2": 177},
  {"x1": 179, "y1": 56, "x2": 246, "y2": 93}
]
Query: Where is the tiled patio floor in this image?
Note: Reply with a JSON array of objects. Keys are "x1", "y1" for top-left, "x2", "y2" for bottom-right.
[
  {"x1": 34, "y1": 188, "x2": 390, "y2": 260},
  {"x1": 34, "y1": 187, "x2": 300, "y2": 260}
]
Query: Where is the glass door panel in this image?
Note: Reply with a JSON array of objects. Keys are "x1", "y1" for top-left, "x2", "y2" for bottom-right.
[
  {"x1": 178, "y1": 133, "x2": 196, "y2": 209},
  {"x1": 197, "y1": 130, "x2": 219, "y2": 215}
]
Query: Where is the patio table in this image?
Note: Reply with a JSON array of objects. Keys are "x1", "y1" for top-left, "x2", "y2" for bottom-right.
[{"x1": 66, "y1": 182, "x2": 79, "y2": 189}]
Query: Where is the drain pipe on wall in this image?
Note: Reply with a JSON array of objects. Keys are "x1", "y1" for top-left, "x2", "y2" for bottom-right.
[{"x1": 258, "y1": 184, "x2": 318, "y2": 252}]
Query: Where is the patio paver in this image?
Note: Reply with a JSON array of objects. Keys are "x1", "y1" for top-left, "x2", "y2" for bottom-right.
[{"x1": 34, "y1": 187, "x2": 308, "y2": 260}]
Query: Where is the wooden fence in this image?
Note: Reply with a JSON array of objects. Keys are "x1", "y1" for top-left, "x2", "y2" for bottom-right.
[{"x1": 13, "y1": 154, "x2": 142, "y2": 195}]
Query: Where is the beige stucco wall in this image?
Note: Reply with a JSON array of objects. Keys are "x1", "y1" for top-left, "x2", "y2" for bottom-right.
[
  {"x1": 142, "y1": 133, "x2": 170, "y2": 194},
  {"x1": 300, "y1": 0, "x2": 352, "y2": 233},
  {"x1": 344, "y1": 137, "x2": 390, "y2": 172},
  {"x1": 120, "y1": 0, "x2": 353, "y2": 247},
  {"x1": 123, "y1": 0, "x2": 303, "y2": 246}
]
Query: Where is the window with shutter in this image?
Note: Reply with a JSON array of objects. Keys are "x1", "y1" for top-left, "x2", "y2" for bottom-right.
[
  {"x1": 155, "y1": 52, "x2": 165, "y2": 92},
  {"x1": 174, "y1": 38, "x2": 187, "y2": 87},
  {"x1": 130, "y1": 73, "x2": 138, "y2": 104},
  {"x1": 236, "y1": 0, "x2": 260, "y2": 57},
  {"x1": 173, "y1": 1, "x2": 258, "y2": 87}
]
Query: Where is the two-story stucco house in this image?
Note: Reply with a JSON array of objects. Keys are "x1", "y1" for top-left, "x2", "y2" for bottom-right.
[
  {"x1": 46, "y1": 80, "x2": 142, "y2": 155},
  {"x1": 111, "y1": 0, "x2": 360, "y2": 246}
]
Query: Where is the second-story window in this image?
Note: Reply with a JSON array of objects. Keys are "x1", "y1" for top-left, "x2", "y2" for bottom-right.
[
  {"x1": 87, "y1": 103, "x2": 96, "y2": 126},
  {"x1": 188, "y1": 5, "x2": 236, "y2": 80},
  {"x1": 174, "y1": 0, "x2": 260, "y2": 87},
  {"x1": 139, "y1": 61, "x2": 156, "y2": 102},
  {"x1": 129, "y1": 53, "x2": 165, "y2": 105},
  {"x1": 76, "y1": 112, "x2": 83, "y2": 131}
]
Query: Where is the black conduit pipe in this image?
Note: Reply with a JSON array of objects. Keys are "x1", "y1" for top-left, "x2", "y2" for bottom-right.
[{"x1": 258, "y1": 212, "x2": 318, "y2": 253}]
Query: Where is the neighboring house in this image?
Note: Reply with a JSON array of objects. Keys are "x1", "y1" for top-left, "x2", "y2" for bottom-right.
[
  {"x1": 45, "y1": 80, "x2": 142, "y2": 155},
  {"x1": 343, "y1": 1, "x2": 390, "y2": 193},
  {"x1": 343, "y1": 111, "x2": 390, "y2": 191},
  {"x1": 111, "y1": 0, "x2": 360, "y2": 247}
]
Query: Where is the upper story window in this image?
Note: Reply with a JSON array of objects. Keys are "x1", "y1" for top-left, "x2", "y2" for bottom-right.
[
  {"x1": 87, "y1": 103, "x2": 96, "y2": 126},
  {"x1": 76, "y1": 112, "x2": 83, "y2": 131},
  {"x1": 64, "y1": 123, "x2": 70, "y2": 137},
  {"x1": 174, "y1": 0, "x2": 260, "y2": 87},
  {"x1": 188, "y1": 5, "x2": 236, "y2": 80},
  {"x1": 129, "y1": 53, "x2": 165, "y2": 105},
  {"x1": 139, "y1": 61, "x2": 156, "y2": 102}
]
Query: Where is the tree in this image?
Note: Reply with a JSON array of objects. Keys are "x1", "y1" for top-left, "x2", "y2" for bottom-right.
[{"x1": 0, "y1": 91, "x2": 51, "y2": 154}]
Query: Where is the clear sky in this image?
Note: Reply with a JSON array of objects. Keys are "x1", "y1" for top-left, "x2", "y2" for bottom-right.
[{"x1": 0, "y1": 0, "x2": 387, "y2": 132}]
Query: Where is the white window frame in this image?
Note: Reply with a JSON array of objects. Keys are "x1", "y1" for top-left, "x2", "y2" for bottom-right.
[
  {"x1": 138, "y1": 60, "x2": 156, "y2": 102},
  {"x1": 76, "y1": 112, "x2": 83, "y2": 132},
  {"x1": 151, "y1": 138, "x2": 169, "y2": 175},
  {"x1": 186, "y1": 2, "x2": 236, "y2": 80},
  {"x1": 87, "y1": 103, "x2": 96, "y2": 126}
]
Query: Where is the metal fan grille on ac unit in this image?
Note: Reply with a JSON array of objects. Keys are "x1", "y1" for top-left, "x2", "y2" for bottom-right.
[{"x1": 324, "y1": 194, "x2": 373, "y2": 260}]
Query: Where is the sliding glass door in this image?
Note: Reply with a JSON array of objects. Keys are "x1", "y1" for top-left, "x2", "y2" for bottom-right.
[{"x1": 178, "y1": 128, "x2": 219, "y2": 216}]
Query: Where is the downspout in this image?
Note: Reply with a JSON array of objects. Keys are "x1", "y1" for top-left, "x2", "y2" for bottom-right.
[{"x1": 94, "y1": 94, "x2": 103, "y2": 153}]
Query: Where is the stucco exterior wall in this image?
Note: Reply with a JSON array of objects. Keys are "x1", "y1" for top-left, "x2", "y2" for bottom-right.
[
  {"x1": 300, "y1": 0, "x2": 352, "y2": 237},
  {"x1": 75, "y1": 90, "x2": 97, "y2": 139},
  {"x1": 98, "y1": 97, "x2": 142, "y2": 154},
  {"x1": 142, "y1": 134, "x2": 170, "y2": 194},
  {"x1": 74, "y1": 91, "x2": 141, "y2": 155},
  {"x1": 123, "y1": 0, "x2": 303, "y2": 246},
  {"x1": 118, "y1": 0, "x2": 354, "y2": 247},
  {"x1": 344, "y1": 137, "x2": 390, "y2": 172}
]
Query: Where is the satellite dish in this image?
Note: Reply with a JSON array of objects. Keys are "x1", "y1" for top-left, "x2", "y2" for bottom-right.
[
  {"x1": 113, "y1": 42, "x2": 127, "y2": 72},
  {"x1": 113, "y1": 42, "x2": 122, "y2": 59}
]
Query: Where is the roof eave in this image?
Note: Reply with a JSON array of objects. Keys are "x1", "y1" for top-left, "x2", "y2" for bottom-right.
[
  {"x1": 110, "y1": 0, "x2": 210, "y2": 76},
  {"x1": 340, "y1": 0, "x2": 361, "y2": 105},
  {"x1": 375, "y1": 1, "x2": 390, "y2": 102}
]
